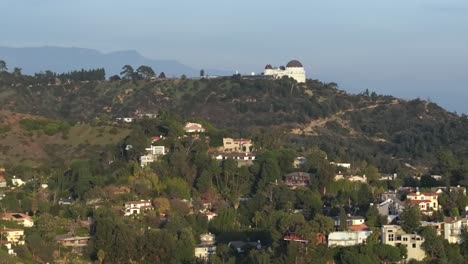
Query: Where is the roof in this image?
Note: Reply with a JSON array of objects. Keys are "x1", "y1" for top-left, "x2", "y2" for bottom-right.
[
  {"x1": 286, "y1": 60, "x2": 303, "y2": 68},
  {"x1": 406, "y1": 200, "x2": 432, "y2": 205},
  {"x1": 285, "y1": 172, "x2": 312, "y2": 178},
  {"x1": 126, "y1": 200, "x2": 151, "y2": 205},
  {"x1": 407, "y1": 192, "x2": 438, "y2": 197},
  {"x1": 349, "y1": 224, "x2": 369, "y2": 231},
  {"x1": 1, "y1": 213, "x2": 33, "y2": 222},
  {"x1": 2, "y1": 228, "x2": 24, "y2": 232}
]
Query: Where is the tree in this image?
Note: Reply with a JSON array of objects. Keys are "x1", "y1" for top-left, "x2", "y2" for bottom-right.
[
  {"x1": 400, "y1": 205, "x2": 421, "y2": 233},
  {"x1": 339, "y1": 207, "x2": 348, "y2": 231},
  {"x1": 120, "y1": 65, "x2": 135, "y2": 80},
  {"x1": 158, "y1": 72, "x2": 166, "y2": 79},
  {"x1": 97, "y1": 249, "x2": 106, "y2": 264},
  {"x1": 136, "y1": 65, "x2": 156, "y2": 79},
  {"x1": 13, "y1": 67, "x2": 22, "y2": 76},
  {"x1": 0, "y1": 60, "x2": 7, "y2": 72},
  {"x1": 109, "y1": 74, "x2": 121, "y2": 81},
  {"x1": 200, "y1": 69, "x2": 205, "y2": 77},
  {"x1": 421, "y1": 227, "x2": 446, "y2": 260}
]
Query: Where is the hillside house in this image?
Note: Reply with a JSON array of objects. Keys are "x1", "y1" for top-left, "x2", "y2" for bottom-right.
[
  {"x1": 11, "y1": 176, "x2": 25, "y2": 187},
  {"x1": 293, "y1": 157, "x2": 306, "y2": 168},
  {"x1": 431, "y1": 186, "x2": 466, "y2": 196},
  {"x1": 195, "y1": 233, "x2": 217, "y2": 260},
  {"x1": 406, "y1": 191, "x2": 439, "y2": 215},
  {"x1": 1, "y1": 213, "x2": 34, "y2": 227},
  {"x1": 421, "y1": 217, "x2": 468, "y2": 244},
  {"x1": 330, "y1": 162, "x2": 351, "y2": 169},
  {"x1": 1, "y1": 228, "x2": 25, "y2": 245},
  {"x1": 222, "y1": 137, "x2": 253, "y2": 153},
  {"x1": 184, "y1": 122, "x2": 205, "y2": 133},
  {"x1": 333, "y1": 215, "x2": 368, "y2": 231},
  {"x1": 382, "y1": 225, "x2": 425, "y2": 261},
  {"x1": 228, "y1": 240, "x2": 263, "y2": 253},
  {"x1": 58, "y1": 197, "x2": 74, "y2": 205},
  {"x1": 56, "y1": 235, "x2": 91, "y2": 247},
  {"x1": 284, "y1": 172, "x2": 312, "y2": 187},
  {"x1": 140, "y1": 145, "x2": 167, "y2": 167},
  {"x1": 328, "y1": 231, "x2": 372, "y2": 247},
  {"x1": 213, "y1": 153, "x2": 256, "y2": 167},
  {"x1": 124, "y1": 200, "x2": 153, "y2": 216}
]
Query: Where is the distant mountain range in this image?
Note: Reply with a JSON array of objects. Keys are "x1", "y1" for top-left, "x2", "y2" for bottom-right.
[{"x1": 0, "y1": 46, "x2": 231, "y2": 77}]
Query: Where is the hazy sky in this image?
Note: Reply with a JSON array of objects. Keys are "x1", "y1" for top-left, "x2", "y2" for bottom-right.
[{"x1": 1, "y1": 0, "x2": 468, "y2": 113}]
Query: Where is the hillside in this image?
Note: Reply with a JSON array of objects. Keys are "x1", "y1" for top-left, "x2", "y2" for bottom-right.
[
  {"x1": 0, "y1": 71, "x2": 467, "y2": 169},
  {"x1": 0, "y1": 110, "x2": 130, "y2": 166}
]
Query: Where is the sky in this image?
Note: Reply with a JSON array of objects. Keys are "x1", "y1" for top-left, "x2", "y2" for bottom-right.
[{"x1": 1, "y1": 0, "x2": 468, "y2": 113}]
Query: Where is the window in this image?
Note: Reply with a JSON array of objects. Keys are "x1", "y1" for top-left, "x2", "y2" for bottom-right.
[
  {"x1": 389, "y1": 234, "x2": 394, "y2": 241},
  {"x1": 421, "y1": 196, "x2": 425, "y2": 200},
  {"x1": 412, "y1": 243, "x2": 416, "y2": 248}
]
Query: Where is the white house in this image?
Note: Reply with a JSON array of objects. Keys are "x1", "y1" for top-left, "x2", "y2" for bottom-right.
[
  {"x1": 327, "y1": 231, "x2": 372, "y2": 247},
  {"x1": 264, "y1": 60, "x2": 306, "y2": 83},
  {"x1": 382, "y1": 225, "x2": 425, "y2": 261},
  {"x1": 124, "y1": 200, "x2": 153, "y2": 216},
  {"x1": 11, "y1": 176, "x2": 25, "y2": 187},
  {"x1": 1, "y1": 228, "x2": 25, "y2": 245},
  {"x1": 140, "y1": 145, "x2": 167, "y2": 167},
  {"x1": 406, "y1": 190, "x2": 439, "y2": 215},
  {"x1": 184, "y1": 122, "x2": 206, "y2": 133},
  {"x1": 195, "y1": 233, "x2": 217, "y2": 260}
]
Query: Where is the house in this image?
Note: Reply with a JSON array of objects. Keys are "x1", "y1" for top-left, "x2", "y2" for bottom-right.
[
  {"x1": 327, "y1": 231, "x2": 372, "y2": 247},
  {"x1": 377, "y1": 198, "x2": 404, "y2": 217},
  {"x1": 283, "y1": 233, "x2": 309, "y2": 244},
  {"x1": 184, "y1": 122, "x2": 206, "y2": 133},
  {"x1": 140, "y1": 145, "x2": 167, "y2": 167},
  {"x1": 348, "y1": 175, "x2": 367, "y2": 183},
  {"x1": 330, "y1": 162, "x2": 351, "y2": 169},
  {"x1": 116, "y1": 117, "x2": 133, "y2": 123},
  {"x1": 1, "y1": 228, "x2": 25, "y2": 245},
  {"x1": 293, "y1": 157, "x2": 306, "y2": 168},
  {"x1": 222, "y1": 138, "x2": 253, "y2": 153},
  {"x1": 421, "y1": 217, "x2": 468, "y2": 244},
  {"x1": 406, "y1": 190, "x2": 439, "y2": 215},
  {"x1": 202, "y1": 211, "x2": 217, "y2": 222},
  {"x1": 431, "y1": 186, "x2": 466, "y2": 196},
  {"x1": 58, "y1": 197, "x2": 74, "y2": 205},
  {"x1": 1, "y1": 213, "x2": 34, "y2": 227},
  {"x1": 380, "y1": 173, "x2": 398, "y2": 181},
  {"x1": 212, "y1": 153, "x2": 256, "y2": 167},
  {"x1": 0, "y1": 168, "x2": 7, "y2": 188},
  {"x1": 228, "y1": 240, "x2": 263, "y2": 253},
  {"x1": 11, "y1": 176, "x2": 25, "y2": 187},
  {"x1": 333, "y1": 216, "x2": 368, "y2": 231},
  {"x1": 56, "y1": 235, "x2": 91, "y2": 247},
  {"x1": 381, "y1": 225, "x2": 425, "y2": 261},
  {"x1": 195, "y1": 233, "x2": 217, "y2": 260},
  {"x1": 284, "y1": 172, "x2": 312, "y2": 187},
  {"x1": 124, "y1": 200, "x2": 153, "y2": 216}
]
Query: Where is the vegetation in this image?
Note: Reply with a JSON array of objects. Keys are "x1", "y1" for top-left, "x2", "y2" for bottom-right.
[{"x1": 0, "y1": 61, "x2": 467, "y2": 263}]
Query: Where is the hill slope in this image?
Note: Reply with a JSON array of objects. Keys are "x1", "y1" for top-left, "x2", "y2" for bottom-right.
[
  {"x1": 0, "y1": 110, "x2": 130, "y2": 166},
  {"x1": 0, "y1": 73, "x2": 466, "y2": 169}
]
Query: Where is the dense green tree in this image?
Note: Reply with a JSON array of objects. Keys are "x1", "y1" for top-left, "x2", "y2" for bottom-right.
[
  {"x1": 136, "y1": 65, "x2": 156, "y2": 79},
  {"x1": 400, "y1": 205, "x2": 421, "y2": 233},
  {"x1": 120, "y1": 65, "x2": 135, "y2": 80}
]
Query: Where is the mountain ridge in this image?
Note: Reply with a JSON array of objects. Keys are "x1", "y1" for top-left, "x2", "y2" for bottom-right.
[{"x1": 0, "y1": 46, "x2": 231, "y2": 77}]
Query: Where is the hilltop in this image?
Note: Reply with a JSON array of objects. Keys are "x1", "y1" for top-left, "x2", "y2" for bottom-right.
[{"x1": 0, "y1": 71, "x2": 466, "y2": 169}]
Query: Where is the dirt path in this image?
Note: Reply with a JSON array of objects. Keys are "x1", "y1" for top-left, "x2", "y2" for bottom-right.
[{"x1": 291, "y1": 100, "x2": 400, "y2": 136}]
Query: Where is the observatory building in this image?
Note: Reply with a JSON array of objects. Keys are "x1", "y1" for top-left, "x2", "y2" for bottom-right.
[{"x1": 264, "y1": 60, "x2": 306, "y2": 83}]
